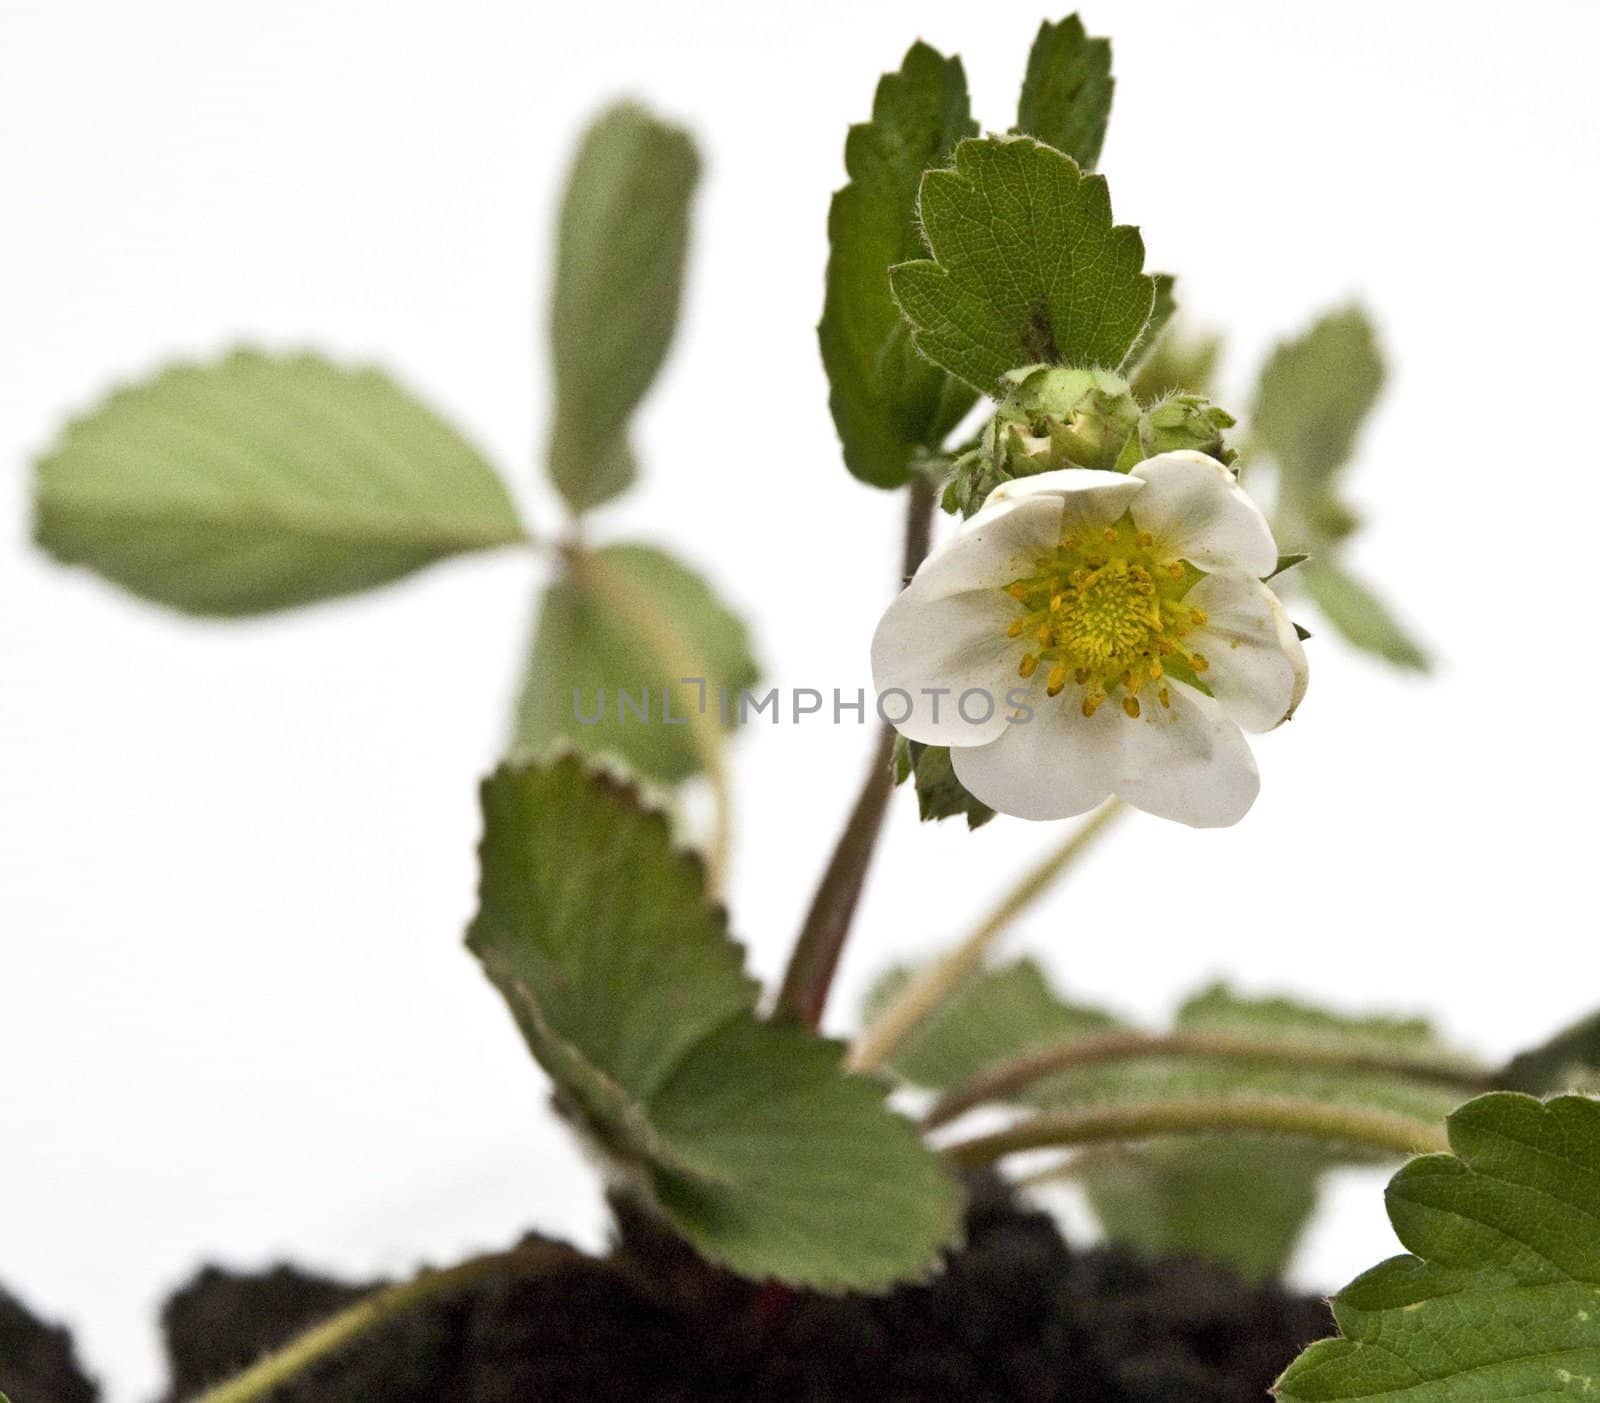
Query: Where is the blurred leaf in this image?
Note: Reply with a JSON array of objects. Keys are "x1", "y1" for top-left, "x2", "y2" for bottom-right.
[
  {"x1": 820, "y1": 42, "x2": 979, "y2": 488},
  {"x1": 1085, "y1": 1138, "x2": 1326, "y2": 1283},
  {"x1": 470, "y1": 759, "x2": 960, "y2": 1289},
  {"x1": 512, "y1": 543, "x2": 758, "y2": 784},
  {"x1": 1073, "y1": 988, "x2": 1472, "y2": 1280},
  {"x1": 547, "y1": 103, "x2": 699, "y2": 512},
  {"x1": 1130, "y1": 325, "x2": 1222, "y2": 403},
  {"x1": 889, "y1": 137, "x2": 1156, "y2": 394},
  {"x1": 33, "y1": 350, "x2": 524, "y2": 615},
  {"x1": 1013, "y1": 14, "x2": 1113, "y2": 168},
  {"x1": 1497, "y1": 1010, "x2": 1600, "y2": 1095},
  {"x1": 1300, "y1": 560, "x2": 1428, "y2": 670},
  {"x1": 869, "y1": 961, "x2": 1477, "y2": 1280},
  {"x1": 1275, "y1": 1093, "x2": 1600, "y2": 1402},
  {"x1": 1252, "y1": 306, "x2": 1384, "y2": 499},
  {"x1": 865, "y1": 958, "x2": 1117, "y2": 1089},
  {"x1": 1251, "y1": 306, "x2": 1430, "y2": 668},
  {"x1": 891, "y1": 738, "x2": 996, "y2": 829}
]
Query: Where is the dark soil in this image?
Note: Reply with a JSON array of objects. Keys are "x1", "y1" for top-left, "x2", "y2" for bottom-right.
[
  {"x1": 0, "y1": 1286, "x2": 99, "y2": 1403},
  {"x1": 3, "y1": 1177, "x2": 1335, "y2": 1403}
]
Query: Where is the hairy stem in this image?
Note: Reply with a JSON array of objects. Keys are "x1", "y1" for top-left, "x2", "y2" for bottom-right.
[
  {"x1": 923, "y1": 1031, "x2": 1491, "y2": 1129},
  {"x1": 942, "y1": 1097, "x2": 1451, "y2": 1167},
  {"x1": 772, "y1": 477, "x2": 936, "y2": 1027},
  {"x1": 568, "y1": 545, "x2": 735, "y2": 896},
  {"x1": 849, "y1": 799, "x2": 1125, "y2": 1073},
  {"x1": 187, "y1": 1243, "x2": 580, "y2": 1403}
]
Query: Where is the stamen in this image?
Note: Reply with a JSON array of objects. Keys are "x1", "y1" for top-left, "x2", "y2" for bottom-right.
[
  {"x1": 1082, "y1": 691, "x2": 1106, "y2": 717},
  {"x1": 1191, "y1": 653, "x2": 1210, "y2": 673},
  {"x1": 1046, "y1": 663, "x2": 1068, "y2": 696},
  {"x1": 1006, "y1": 618, "x2": 1025, "y2": 638},
  {"x1": 1136, "y1": 530, "x2": 1154, "y2": 548},
  {"x1": 1018, "y1": 653, "x2": 1038, "y2": 679},
  {"x1": 1122, "y1": 696, "x2": 1141, "y2": 719}
]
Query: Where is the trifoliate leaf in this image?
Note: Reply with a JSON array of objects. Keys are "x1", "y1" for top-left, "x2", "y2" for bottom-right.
[
  {"x1": 470, "y1": 759, "x2": 960, "y2": 1289},
  {"x1": 512, "y1": 543, "x2": 758, "y2": 784},
  {"x1": 889, "y1": 136, "x2": 1157, "y2": 396},
  {"x1": 1300, "y1": 560, "x2": 1429, "y2": 671},
  {"x1": 1275, "y1": 1092, "x2": 1600, "y2": 1402},
  {"x1": 547, "y1": 103, "x2": 699, "y2": 512},
  {"x1": 1074, "y1": 989, "x2": 1474, "y2": 1280},
  {"x1": 890, "y1": 738, "x2": 996, "y2": 829},
  {"x1": 819, "y1": 42, "x2": 979, "y2": 489},
  {"x1": 1013, "y1": 14, "x2": 1114, "y2": 169},
  {"x1": 1497, "y1": 1011, "x2": 1600, "y2": 1096},
  {"x1": 868, "y1": 962, "x2": 1477, "y2": 1280},
  {"x1": 33, "y1": 350, "x2": 525, "y2": 615}
]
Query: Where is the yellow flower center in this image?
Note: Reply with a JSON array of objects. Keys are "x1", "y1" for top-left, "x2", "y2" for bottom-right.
[{"x1": 1002, "y1": 514, "x2": 1211, "y2": 718}]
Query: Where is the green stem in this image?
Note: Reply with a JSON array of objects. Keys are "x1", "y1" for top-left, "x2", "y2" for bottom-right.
[
  {"x1": 923, "y1": 1031, "x2": 1490, "y2": 1129},
  {"x1": 772, "y1": 476, "x2": 936, "y2": 1028},
  {"x1": 848, "y1": 799, "x2": 1125, "y2": 1073},
  {"x1": 942, "y1": 1097, "x2": 1451, "y2": 1167},
  {"x1": 187, "y1": 1243, "x2": 579, "y2": 1403}
]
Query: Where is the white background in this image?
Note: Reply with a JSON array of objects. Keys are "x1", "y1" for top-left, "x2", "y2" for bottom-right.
[{"x1": 3, "y1": 1, "x2": 1597, "y2": 1395}]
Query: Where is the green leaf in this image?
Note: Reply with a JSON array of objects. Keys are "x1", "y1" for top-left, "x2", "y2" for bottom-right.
[
  {"x1": 512, "y1": 543, "x2": 758, "y2": 784},
  {"x1": 1071, "y1": 989, "x2": 1473, "y2": 1280},
  {"x1": 890, "y1": 136, "x2": 1156, "y2": 396},
  {"x1": 469, "y1": 759, "x2": 960, "y2": 1289},
  {"x1": 1085, "y1": 1138, "x2": 1327, "y2": 1283},
  {"x1": 1122, "y1": 271, "x2": 1177, "y2": 374},
  {"x1": 819, "y1": 42, "x2": 979, "y2": 489},
  {"x1": 1014, "y1": 14, "x2": 1114, "y2": 169},
  {"x1": 1275, "y1": 1092, "x2": 1600, "y2": 1402},
  {"x1": 1497, "y1": 1011, "x2": 1600, "y2": 1096},
  {"x1": 1253, "y1": 306, "x2": 1385, "y2": 500},
  {"x1": 864, "y1": 958, "x2": 1118, "y2": 1091},
  {"x1": 1300, "y1": 560, "x2": 1429, "y2": 671},
  {"x1": 33, "y1": 350, "x2": 525, "y2": 615},
  {"x1": 891, "y1": 738, "x2": 995, "y2": 829},
  {"x1": 547, "y1": 103, "x2": 699, "y2": 512},
  {"x1": 869, "y1": 961, "x2": 1475, "y2": 1280}
]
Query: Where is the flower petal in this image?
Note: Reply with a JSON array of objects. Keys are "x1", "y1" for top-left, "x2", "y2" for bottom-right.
[
  {"x1": 1116, "y1": 682, "x2": 1259, "y2": 828},
  {"x1": 871, "y1": 586, "x2": 1017, "y2": 747},
  {"x1": 906, "y1": 494, "x2": 1065, "y2": 602},
  {"x1": 983, "y1": 467, "x2": 1144, "y2": 543},
  {"x1": 1129, "y1": 451, "x2": 1277, "y2": 577},
  {"x1": 1185, "y1": 572, "x2": 1310, "y2": 733},
  {"x1": 950, "y1": 692, "x2": 1120, "y2": 821}
]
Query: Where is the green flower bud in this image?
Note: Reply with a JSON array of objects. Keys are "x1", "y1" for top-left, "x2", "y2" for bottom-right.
[
  {"x1": 943, "y1": 365, "x2": 1140, "y2": 516},
  {"x1": 1116, "y1": 393, "x2": 1238, "y2": 471}
]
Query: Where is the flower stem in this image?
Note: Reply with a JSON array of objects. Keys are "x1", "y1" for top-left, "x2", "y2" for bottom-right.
[
  {"x1": 942, "y1": 1097, "x2": 1451, "y2": 1167},
  {"x1": 772, "y1": 477, "x2": 936, "y2": 1028},
  {"x1": 185, "y1": 1242, "x2": 580, "y2": 1403},
  {"x1": 849, "y1": 799, "x2": 1125, "y2": 1074},
  {"x1": 922, "y1": 1031, "x2": 1491, "y2": 1130},
  {"x1": 567, "y1": 545, "x2": 735, "y2": 896}
]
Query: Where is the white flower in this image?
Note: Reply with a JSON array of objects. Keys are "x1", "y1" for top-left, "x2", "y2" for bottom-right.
[{"x1": 871, "y1": 452, "x2": 1307, "y2": 827}]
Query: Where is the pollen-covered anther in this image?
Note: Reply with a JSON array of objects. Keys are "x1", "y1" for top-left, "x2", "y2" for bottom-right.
[
  {"x1": 1046, "y1": 663, "x2": 1068, "y2": 697},
  {"x1": 1018, "y1": 653, "x2": 1038, "y2": 679},
  {"x1": 1122, "y1": 696, "x2": 1141, "y2": 719}
]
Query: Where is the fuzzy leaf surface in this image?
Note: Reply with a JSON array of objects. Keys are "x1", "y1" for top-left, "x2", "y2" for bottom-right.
[
  {"x1": 547, "y1": 103, "x2": 698, "y2": 511},
  {"x1": 34, "y1": 350, "x2": 523, "y2": 615},
  {"x1": 820, "y1": 42, "x2": 979, "y2": 487},
  {"x1": 512, "y1": 543, "x2": 758, "y2": 784},
  {"x1": 1275, "y1": 1093, "x2": 1600, "y2": 1401},
  {"x1": 470, "y1": 759, "x2": 959, "y2": 1288},
  {"x1": 889, "y1": 136, "x2": 1156, "y2": 395}
]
